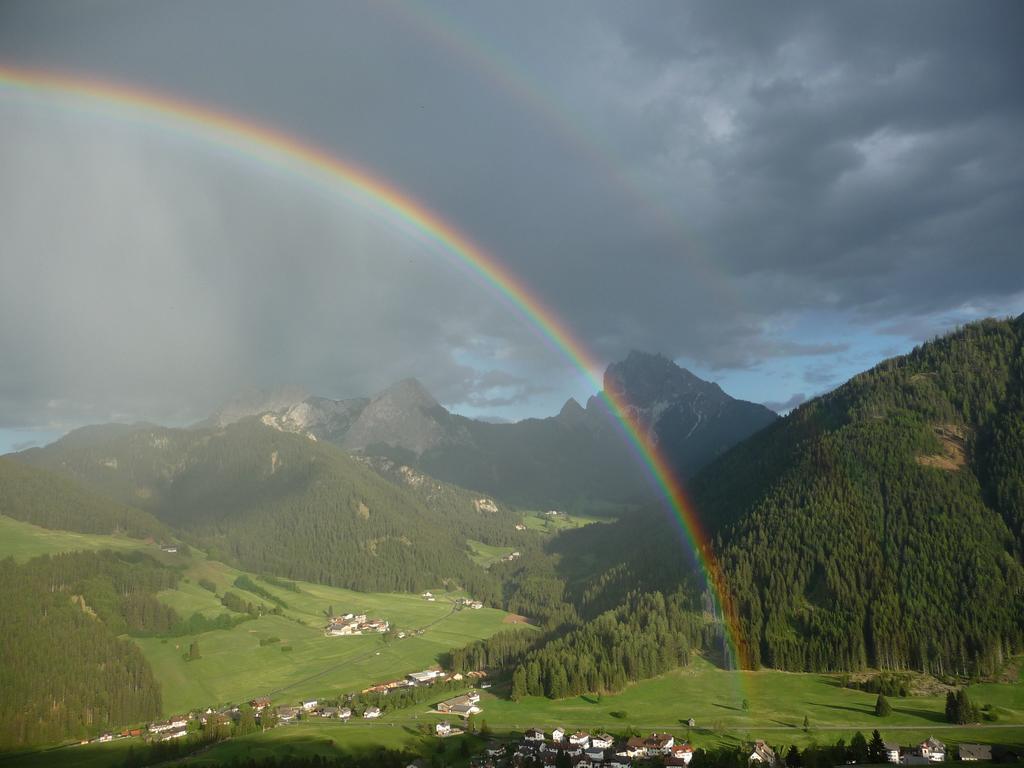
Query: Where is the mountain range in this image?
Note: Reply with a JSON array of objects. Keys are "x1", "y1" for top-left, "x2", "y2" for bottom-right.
[
  {"x1": 2, "y1": 318, "x2": 1023, "y2": 751},
  {"x1": 205, "y1": 351, "x2": 777, "y2": 509}
]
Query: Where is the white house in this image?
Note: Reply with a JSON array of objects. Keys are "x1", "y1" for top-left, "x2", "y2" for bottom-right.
[
  {"x1": 585, "y1": 746, "x2": 607, "y2": 762},
  {"x1": 885, "y1": 742, "x2": 901, "y2": 764},
  {"x1": 407, "y1": 669, "x2": 443, "y2": 685},
  {"x1": 149, "y1": 717, "x2": 188, "y2": 734},
  {"x1": 552, "y1": 726, "x2": 566, "y2": 742},
  {"x1": 524, "y1": 727, "x2": 545, "y2": 742},
  {"x1": 363, "y1": 706, "x2": 382, "y2": 719},
  {"x1": 749, "y1": 741, "x2": 777, "y2": 766},
  {"x1": 301, "y1": 700, "x2": 318, "y2": 712},
  {"x1": 591, "y1": 733, "x2": 614, "y2": 749},
  {"x1": 338, "y1": 707, "x2": 352, "y2": 720},
  {"x1": 435, "y1": 721, "x2": 452, "y2": 737},
  {"x1": 919, "y1": 738, "x2": 945, "y2": 763},
  {"x1": 570, "y1": 731, "x2": 591, "y2": 746},
  {"x1": 628, "y1": 733, "x2": 674, "y2": 757},
  {"x1": 669, "y1": 743, "x2": 695, "y2": 765}
]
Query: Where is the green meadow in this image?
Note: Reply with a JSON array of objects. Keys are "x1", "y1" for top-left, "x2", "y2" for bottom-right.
[
  {"x1": 0, "y1": 517, "x2": 533, "y2": 717},
  {"x1": 467, "y1": 538, "x2": 517, "y2": 568},
  {"x1": 520, "y1": 510, "x2": 609, "y2": 533},
  {"x1": 450, "y1": 657, "x2": 1023, "y2": 748},
  {"x1": 137, "y1": 554, "x2": 533, "y2": 715},
  {"x1": 0, "y1": 515, "x2": 154, "y2": 561}
]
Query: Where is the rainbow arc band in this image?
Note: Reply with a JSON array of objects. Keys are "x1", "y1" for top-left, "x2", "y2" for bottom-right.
[{"x1": 0, "y1": 64, "x2": 748, "y2": 670}]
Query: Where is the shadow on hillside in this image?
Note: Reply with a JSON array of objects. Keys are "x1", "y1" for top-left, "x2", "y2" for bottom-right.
[
  {"x1": 892, "y1": 706, "x2": 946, "y2": 724},
  {"x1": 713, "y1": 702, "x2": 742, "y2": 712},
  {"x1": 813, "y1": 701, "x2": 871, "y2": 715}
]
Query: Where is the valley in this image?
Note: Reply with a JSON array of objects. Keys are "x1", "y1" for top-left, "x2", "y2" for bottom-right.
[{"x1": 2, "y1": 321, "x2": 1024, "y2": 767}]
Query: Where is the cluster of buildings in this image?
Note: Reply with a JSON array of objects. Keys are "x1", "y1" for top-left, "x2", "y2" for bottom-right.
[
  {"x1": 468, "y1": 728, "x2": 693, "y2": 768},
  {"x1": 885, "y1": 737, "x2": 992, "y2": 765},
  {"x1": 146, "y1": 716, "x2": 189, "y2": 741},
  {"x1": 749, "y1": 737, "x2": 993, "y2": 767},
  {"x1": 325, "y1": 612, "x2": 390, "y2": 636},
  {"x1": 456, "y1": 597, "x2": 484, "y2": 609},
  {"x1": 271, "y1": 698, "x2": 356, "y2": 723},
  {"x1": 362, "y1": 667, "x2": 449, "y2": 694},
  {"x1": 435, "y1": 690, "x2": 483, "y2": 718}
]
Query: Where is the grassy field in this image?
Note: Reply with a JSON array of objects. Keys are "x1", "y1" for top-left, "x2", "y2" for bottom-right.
[
  {"x1": 442, "y1": 657, "x2": 1023, "y2": 749},
  {"x1": 179, "y1": 722, "x2": 459, "y2": 766},
  {"x1": 134, "y1": 554, "x2": 533, "y2": 715},
  {"x1": 0, "y1": 517, "x2": 533, "y2": 717},
  {"x1": 8, "y1": 660, "x2": 1022, "y2": 767},
  {"x1": 467, "y1": 539, "x2": 517, "y2": 568},
  {"x1": 0, "y1": 515, "x2": 155, "y2": 561},
  {"x1": 520, "y1": 510, "x2": 610, "y2": 533}
]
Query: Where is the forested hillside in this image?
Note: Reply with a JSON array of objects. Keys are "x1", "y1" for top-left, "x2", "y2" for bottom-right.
[
  {"x1": 0, "y1": 456, "x2": 167, "y2": 539},
  {"x1": 14, "y1": 421, "x2": 515, "y2": 595},
  {"x1": 500, "y1": 318, "x2": 1024, "y2": 684},
  {"x1": 698, "y1": 317, "x2": 1024, "y2": 674},
  {"x1": 0, "y1": 551, "x2": 168, "y2": 746}
]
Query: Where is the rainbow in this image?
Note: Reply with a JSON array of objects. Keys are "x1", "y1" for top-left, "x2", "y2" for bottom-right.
[{"x1": 0, "y1": 64, "x2": 749, "y2": 670}]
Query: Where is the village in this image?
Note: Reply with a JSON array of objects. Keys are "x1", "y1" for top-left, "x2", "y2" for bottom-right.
[
  {"x1": 324, "y1": 611, "x2": 390, "y2": 636},
  {"x1": 122, "y1": 685, "x2": 1003, "y2": 768},
  {"x1": 458, "y1": 731, "x2": 1001, "y2": 768}
]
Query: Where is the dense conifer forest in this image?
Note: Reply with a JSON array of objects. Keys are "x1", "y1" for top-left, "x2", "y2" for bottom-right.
[
  {"x1": 476, "y1": 318, "x2": 1024, "y2": 683},
  {"x1": 0, "y1": 552, "x2": 166, "y2": 747},
  {"x1": 16, "y1": 421, "x2": 515, "y2": 596},
  {"x1": 0, "y1": 457, "x2": 167, "y2": 539}
]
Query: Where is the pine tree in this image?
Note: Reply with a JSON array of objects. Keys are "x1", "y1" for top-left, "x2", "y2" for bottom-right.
[
  {"x1": 869, "y1": 730, "x2": 886, "y2": 762},
  {"x1": 945, "y1": 691, "x2": 958, "y2": 723},
  {"x1": 850, "y1": 732, "x2": 868, "y2": 764},
  {"x1": 786, "y1": 745, "x2": 802, "y2": 768},
  {"x1": 511, "y1": 666, "x2": 527, "y2": 701},
  {"x1": 875, "y1": 694, "x2": 891, "y2": 717}
]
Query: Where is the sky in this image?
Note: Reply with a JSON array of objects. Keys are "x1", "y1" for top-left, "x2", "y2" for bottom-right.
[{"x1": 1, "y1": 1, "x2": 1023, "y2": 451}]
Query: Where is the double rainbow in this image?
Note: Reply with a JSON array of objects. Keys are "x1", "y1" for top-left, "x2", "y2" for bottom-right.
[{"x1": 0, "y1": 64, "x2": 747, "y2": 669}]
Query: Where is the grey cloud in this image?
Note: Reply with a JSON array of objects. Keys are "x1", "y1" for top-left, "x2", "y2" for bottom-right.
[
  {"x1": 0, "y1": 1, "x2": 1022, "y2": 427},
  {"x1": 762, "y1": 393, "x2": 807, "y2": 415}
]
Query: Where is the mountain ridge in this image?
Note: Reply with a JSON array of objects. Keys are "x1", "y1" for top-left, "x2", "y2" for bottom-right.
[{"x1": 205, "y1": 351, "x2": 777, "y2": 508}]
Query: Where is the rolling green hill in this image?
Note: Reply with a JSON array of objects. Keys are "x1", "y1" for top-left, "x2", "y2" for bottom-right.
[
  {"x1": 706, "y1": 317, "x2": 1024, "y2": 674},
  {"x1": 0, "y1": 521, "x2": 533, "y2": 746},
  {"x1": 14, "y1": 420, "x2": 512, "y2": 595},
  {"x1": 584, "y1": 318, "x2": 1024, "y2": 675},
  {"x1": 0, "y1": 456, "x2": 167, "y2": 540}
]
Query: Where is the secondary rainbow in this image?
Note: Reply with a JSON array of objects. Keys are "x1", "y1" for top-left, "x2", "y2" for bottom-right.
[{"x1": 0, "y1": 64, "x2": 749, "y2": 668}]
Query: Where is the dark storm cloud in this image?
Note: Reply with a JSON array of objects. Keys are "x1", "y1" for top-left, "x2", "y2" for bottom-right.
[{"x1": 0, "y1": 0, "x2": 1021, "y2": 428}]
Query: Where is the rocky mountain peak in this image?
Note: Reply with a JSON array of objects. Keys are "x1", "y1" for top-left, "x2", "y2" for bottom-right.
[
  {"x1": 210, "y1": 385, "x2": 309, "y2": 427},
  {"x1": 603, "y1": 351, "x2": 721, "y2": 410},
  {"x1": 375, "y1": 377, "x2": 440, "y2": 410}
]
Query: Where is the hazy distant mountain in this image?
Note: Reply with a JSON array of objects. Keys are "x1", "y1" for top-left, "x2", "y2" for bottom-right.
[
  {"x1": 205, "y1": 385, "x2": 310, "y2": 428},
  {"x1": 209, "y1": 352, "x2": 776, "y2": 508}
]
